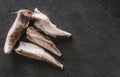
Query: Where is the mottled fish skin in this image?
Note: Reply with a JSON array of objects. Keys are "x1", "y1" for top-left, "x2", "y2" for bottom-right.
[
  {"x1": 26, "y1": 26, "x2": 61, "y2": 56},
  {"x1": 14, "y1": 41, "x2": 63, "y2": 69},
  {"x1": 4, "y1": 9, "x2": 33, "y2": 54},
  {"x1": 32, "y1": 8, "x2": 72, "y2": 38}
]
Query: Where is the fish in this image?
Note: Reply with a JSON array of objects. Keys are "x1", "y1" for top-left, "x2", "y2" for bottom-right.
[
  {"x1": 4, "y1": 9, "x2": 33, "y2": 54},
  {"x1": 31, "y1": 8, "x2": 72, "y2": 38},
  {"x1": 14, "y1": 41, "x2": 63, "y2": 69},
  {"x1": 26, "y1": 26, "x2": 62, "y2": 56}
]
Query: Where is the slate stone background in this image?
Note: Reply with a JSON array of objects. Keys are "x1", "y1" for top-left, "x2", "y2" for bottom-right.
[{"x1": 0, "y1": 0, "x2": 120, "y2": 77}]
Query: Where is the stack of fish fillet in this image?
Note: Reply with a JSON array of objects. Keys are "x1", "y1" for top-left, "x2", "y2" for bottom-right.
[{"x1": 4, "y1": 8, "x2": 72, "y2": 69}]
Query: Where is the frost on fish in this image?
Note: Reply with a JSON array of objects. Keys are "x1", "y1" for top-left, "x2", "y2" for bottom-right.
[
  {"x1": 14, "y1": 41, "x2": 63, "y2": 69},
  {"x1": 26, "y1": 27, "x2": 61, "y2": 56},
  {"x1": 32, "y1": 8, "x2": 72, "y2": 38},
  {"x1": 4, "y1": 9, "x2": 33, "y2": 54}
]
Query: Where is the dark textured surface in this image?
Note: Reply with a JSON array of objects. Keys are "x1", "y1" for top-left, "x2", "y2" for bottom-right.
[{"x1": 0, "y1": 0, "x2": 120, "y2": 77}]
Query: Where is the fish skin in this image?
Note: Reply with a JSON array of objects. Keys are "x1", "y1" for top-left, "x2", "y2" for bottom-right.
[
  {"x1": 26, "y1": 26, "x2": 62, "y2": 57},
  {"x1": 32, "y1": 8, "x2": 72, "y2": 38},
  {"x1": 4, "y1": 9, "x2": 33, "y2": 54},
  {"x1": 14, "y1": 41, "x2": 63, "y2": 69}
]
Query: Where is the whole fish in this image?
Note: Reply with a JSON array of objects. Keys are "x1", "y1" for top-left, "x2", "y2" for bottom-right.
[
  {"x1": 4, "y1": 9, "x2": 33, "y2": 54},
  {"x1": 14, "y1": 41, "x2": 63, "y2": 69}
]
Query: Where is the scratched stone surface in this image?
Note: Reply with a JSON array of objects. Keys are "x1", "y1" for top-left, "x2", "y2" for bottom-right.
[{"x1": 0, "y1": 0, "x2": 120, "y2": 77}]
